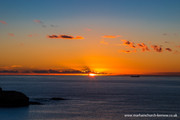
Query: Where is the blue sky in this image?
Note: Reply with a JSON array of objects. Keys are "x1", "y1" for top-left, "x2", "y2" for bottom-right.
[{"x1": 1, "y1": 0, "x2": 180, "y2": 22}]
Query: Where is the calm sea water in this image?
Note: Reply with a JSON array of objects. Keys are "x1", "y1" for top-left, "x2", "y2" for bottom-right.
[{"x1": 0, "y1": 75, "x2": 179, "y2": 120}]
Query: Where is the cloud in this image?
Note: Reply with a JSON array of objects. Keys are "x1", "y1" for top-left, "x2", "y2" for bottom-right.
[
  {"x1": 61, "y1": 35, "x2": 74, "y2": 39},
  {"x1": 75, "y1": 36, "x2": 84, "y2": 39},
  {"x1": 137, "y1": 43, "x2": 149, "y2": 52},
  {"x1": 119, "y1": 50, "x2": 136, "y2": 53},
  {"x1": 0, "y1": 69, "x2": 83, "y2": 74},
  {"x1": 100, "y1": 39, "x2": 108, "y2": 45},
  {"x1": 151, "y1": 45, "x2": 163, "y2": 52},
  {"x1": 102, "y1": 35, "x2": 121, "y2": 38},
  {"x1": 121, "y1": 39, "x2": 136, "y2": 48},
  {"x1": 165, "y1": 48, "x2": 172, "y2": 52},
  {"x1": 0, "y1": 70, "x2": 19, "y2": 73},
  {"x1": 48, "y1": 35, "x2": 58, "y2": 38},
  {"x1": 0, "y1": 20, "x2": 7, "y2": 24},
  {"x1": 8, "y1": 33, "x2": 15, "y2": 36},
  {"x1": 48, "y1": 34, "x2": 84, "y2": 39},
  {"x1": 117, "y1": 39, "x2": 176, "y2": 54}
]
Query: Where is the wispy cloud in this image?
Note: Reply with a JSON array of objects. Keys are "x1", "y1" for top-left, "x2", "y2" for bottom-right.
[
  {"x1": 48, "y1": 34, "x2": 84, "y2": 39},
  {"x1": 34, "y1": 19, "x2": 43, "y2": 23},
  {"x1": 33, "y1": 19, "x2": 46, "y2": 27},
  {"x1": 0, "y1": 20, "x2": 7, "y2": 24},
  {"x1": 102, "y1": 35, "x2": 121, "y2": 38}
]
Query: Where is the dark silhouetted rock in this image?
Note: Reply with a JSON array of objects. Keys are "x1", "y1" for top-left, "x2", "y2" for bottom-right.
[
  {"x1": 50, "y1": 97, "x2": 67, "y2": 100},
  {"x1": 0, "y1": 88, "x2": 29, "y2": 107}
]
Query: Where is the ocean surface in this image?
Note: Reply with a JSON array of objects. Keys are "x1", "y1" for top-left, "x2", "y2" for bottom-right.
[{"x1": 0, "y1": 75, "x2": 179, "y2": 120}]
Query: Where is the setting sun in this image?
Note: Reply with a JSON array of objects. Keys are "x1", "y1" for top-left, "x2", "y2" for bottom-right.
[{"x1": 88, "y1": 73, "x2": 96, "y2": 77}]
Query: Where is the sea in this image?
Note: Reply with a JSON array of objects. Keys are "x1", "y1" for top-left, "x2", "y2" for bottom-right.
[{"x1": 0, "y1": 75, "x2": 179, "y2": 120}]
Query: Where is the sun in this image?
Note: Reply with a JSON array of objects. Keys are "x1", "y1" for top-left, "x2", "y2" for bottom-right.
[{"x1": 88, "y1": 73, "x2": 96, "y2": 77}]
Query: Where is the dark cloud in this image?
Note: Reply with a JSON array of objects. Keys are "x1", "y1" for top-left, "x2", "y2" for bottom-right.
[
  {"x1": 151, "y1": 45, "x2": 163, "y2": 52},
  {"x1": 32, "y1": 70, "x2": 49, "y2": 73},
  {"x1": 165, "y1": 48, "x2": 172, "y2": 52},
  {"x1": 61, "y1": 35, "x2": 73, "y2": 39},
  {"x1": 0, "y1": 69, "x2": 83, "y2": 74},
  {"x1": 48, "y1": 34, "x2": 84, "y2": 39},
  {"x1": 32, "y1": 69, "x2": 83, "y2": 74}
]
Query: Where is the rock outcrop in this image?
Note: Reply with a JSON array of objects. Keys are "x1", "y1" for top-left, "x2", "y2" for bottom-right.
[{"x1": 0, "y1": 88, "x2": 29, "y2": 107}]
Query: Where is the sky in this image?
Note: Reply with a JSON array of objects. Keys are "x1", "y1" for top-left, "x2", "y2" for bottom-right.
[{"x1": 0, "y1": 0, "x2": 180, "y2": 75}]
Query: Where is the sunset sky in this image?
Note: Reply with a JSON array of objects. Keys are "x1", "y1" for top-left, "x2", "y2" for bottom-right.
[{"x1": 0, "y1": 0, "x2": 180, "y2": 75}]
